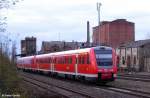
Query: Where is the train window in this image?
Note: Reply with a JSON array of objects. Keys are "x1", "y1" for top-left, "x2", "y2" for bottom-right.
[
  {"x1": 70, "y1": 57, "x2": 72, "y2": 64},
  {"x1": 82, "y1": 56, "x2": 84, "y2": 64},
  {"x1": 71, "y1": 57, "x2": 72, "y2": 64},
  {"x1": 68, "y1": 57, "x2": 70, "y2": 64},
  {"x1": 36, "y1": 59, "x2": 38, "y2": 63},
  {"x1": 41, "y1": 59, "x2": 43, "y2": 63},
  {"x1": 46, "y1": 58, "x2": 48, "y2": 63},
  {"x1": 43, "y1": 58, "x2": 46, "y2": 63},
  {"x1": 60, "y1": 57, "x2": 61, "y2": 64},
  {"x1": 54, "y1": 58, "x2": 56, "y2": 63},
  {"x1": 43, "y1": 58, "x2": 45, "y2": 63},
  {"x1": 79, "y1": 55, "x2": 83, "y2": 64},
  {"x1": 58, "y1": 57, "x2": 60, "y2": 64},
  {"x1": 44, "y1": 58, "x2": 48, "y2": 63},
  {"x1": 79, "y1": 56, "x2": 81, "y2": 64},
  {"x1": 65, "y1": 57, "x2": 67, "y2": 64},
  {"x1": 60, "y1": 57, "x2": 62, "y2": 64},
  {"x1": 68, "y1": 57, "x2": 71, "y2": 64},
  {"x1": 39, "y1": 59, "x2": 42, "y2": 63},
  {"x1": 63, "y1": 57, "x2": 65, "y2": 64},
  {"x1": 56, "y1": 57, "x2": 58, "y2": 64},
  {"x1": 61, "y1": 57, "x2": 63, "y2": 64},
  {"x1": 31, "y1": 59, "x2": 34, "y2": 64},
  {"x1": 49, "y1": 58, "x2": 51, "y2": 63},
  {"x1": 57, "y1": 57, "x2": 59, "y2": 64},
  {"x1": 56, "y1": 58, "x2": 57, "y2": 64},
  {"x1": 51, "y1": 58, "x2": 53, "y2": 63},
  {"x1": 45, "y1": 58, "x2": 46, "y2": 63},
  {"x1": 62, "y1": 57, "x2": 64, "y2": 64},
  {"x1": 45, "y1": 58, "x2": 47, "y2": 63},
  {"x1": 48, "y1": 58, "x2": 50, "y2": 63},
  {"x1": 59, "y1": 57, "x2": 61, "y2": 64},
  {"x1": 80, "y1": 56, "x2": 83, "y2": 64},
  {"x1": 87, "y1": 54, "x2": 90, "y2": 64}
]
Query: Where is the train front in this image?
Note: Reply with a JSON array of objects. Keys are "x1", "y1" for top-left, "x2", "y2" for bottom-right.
[{"x1": 94, "y1": 46, "x2": 117, "y2": 82}]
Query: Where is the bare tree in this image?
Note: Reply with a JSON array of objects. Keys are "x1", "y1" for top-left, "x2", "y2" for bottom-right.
[
  {"x1": 0, "y1": 0, "x2": 22, "y2": 94},
  {"x1": 0, "y1": 0, "x2": 22, "y2": 56},
  {"x1": 11, "y1": 41, "x2": 16, "y2": 63},
  {"x1": 0, "y1": 0, "x2": 22, "y2": 32}
]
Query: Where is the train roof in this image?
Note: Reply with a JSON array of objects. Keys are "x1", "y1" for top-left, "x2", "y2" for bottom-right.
[
  {"x1": 18, "y1": 46, "x2": 112, "y2": 60},
  {"x1": 18, "y1": 55, "x2": 34, "y2": 60},
  {"x1": 36, "y1": 47, "x2": 92, "y2": 58}
]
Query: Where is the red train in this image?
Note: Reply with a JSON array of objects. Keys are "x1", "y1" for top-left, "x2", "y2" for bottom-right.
[{"x1": 17, "y1": 46, "x2": 117, "y2": 82}]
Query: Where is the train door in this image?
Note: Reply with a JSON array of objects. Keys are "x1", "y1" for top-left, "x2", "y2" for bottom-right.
[
  {"x1": 75, "y1": 54, "x2": 78, "y2": 76},
  {"x1": 51, "y1": 56, "x2": 54, "y2": 72}
]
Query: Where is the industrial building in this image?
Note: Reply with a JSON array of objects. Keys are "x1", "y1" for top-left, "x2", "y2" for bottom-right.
[
  {"x1": 21, "y1": 37, "x2": 36, "y2": 56},
  {"x1": 40, "y1": 41, "x2": 84, "y2": 54},
  {"x1": 116, "y1": 39, "x2": 150, "y2": 72},
  {"x1": 92, "y1": 19, "x2": 135, "y2": 48}
]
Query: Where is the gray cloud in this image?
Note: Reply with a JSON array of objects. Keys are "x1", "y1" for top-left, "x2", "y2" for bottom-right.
[{"x1": 6, "y1": 0, "x2": 150, "y2": 53}]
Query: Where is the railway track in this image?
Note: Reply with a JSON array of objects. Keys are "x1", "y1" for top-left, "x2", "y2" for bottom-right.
[
  {"x1": 94, "y1": 82, "x2": 150, "y2": 98},
  {"x1": 118, "y1": 73, "x2": 150, "y2": 78},
  {"x1": 21, "y1": 73, "x2": 96, "y2": 98},
  {"x1": 117, "y1": 74, "x2": 150, "y2": 82},
  {"x1": 20, "y1": 71, "x2": 150, "y2": 98},
  {"x1": 104, "y1": 86, "x2": 150, "y2": 98}
]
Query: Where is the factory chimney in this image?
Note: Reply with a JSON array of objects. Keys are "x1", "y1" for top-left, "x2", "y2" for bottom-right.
[{"x1": 87, "y1": 21, "x2": 90, "y2": 47}]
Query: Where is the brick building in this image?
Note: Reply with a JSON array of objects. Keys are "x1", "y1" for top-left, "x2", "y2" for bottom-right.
[
  {"x1": 21, "y1": 37, "x2": 36, "y2": 56},
  {"x1": 92, "y1": 19, "x2": 135, "y2": 48}
]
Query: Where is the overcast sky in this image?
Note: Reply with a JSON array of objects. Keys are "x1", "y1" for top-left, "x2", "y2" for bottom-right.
[{"x1": 4, "y1": 0, "x2": 150, "y2": 52}]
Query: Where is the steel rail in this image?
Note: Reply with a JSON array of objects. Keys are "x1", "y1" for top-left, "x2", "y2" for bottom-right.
[{"x1": 21, "y1": 73, "x2": 96, "y2": 98}]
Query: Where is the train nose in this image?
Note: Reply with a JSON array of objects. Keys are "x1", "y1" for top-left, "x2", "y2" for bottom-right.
[{"x1": 98, "y1": 70, "x2": 115, "y2": 81}]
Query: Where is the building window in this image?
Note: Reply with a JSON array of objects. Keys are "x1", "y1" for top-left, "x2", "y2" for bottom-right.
[
  {"x1": 122, "y1": 56, "x2": 125, "y2": 65},
  {"x1": 133, "y1": 56, "x2": 136, "y2": 65}
]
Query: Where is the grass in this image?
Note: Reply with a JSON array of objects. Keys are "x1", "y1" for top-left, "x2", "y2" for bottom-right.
[{"x1": 0, "y1": 52, "x2": 27, "y2": 98}]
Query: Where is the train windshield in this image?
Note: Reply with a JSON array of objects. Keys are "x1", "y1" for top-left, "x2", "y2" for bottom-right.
[{"x1": 94, "y1": 48, "x2": 112, "y2": 67}]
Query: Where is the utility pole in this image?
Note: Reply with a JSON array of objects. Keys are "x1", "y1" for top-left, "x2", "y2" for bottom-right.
[{"x1": 97, "y1": 2, "x2": 102, "y2": 46}]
